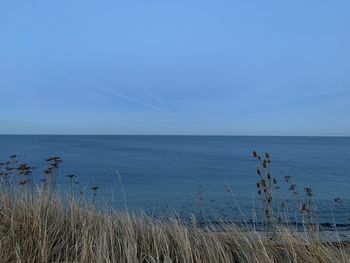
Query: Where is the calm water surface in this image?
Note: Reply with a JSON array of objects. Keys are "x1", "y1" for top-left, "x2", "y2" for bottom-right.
[{"x1": 1, "y1": 135, "x2": 349, "y2": 224}]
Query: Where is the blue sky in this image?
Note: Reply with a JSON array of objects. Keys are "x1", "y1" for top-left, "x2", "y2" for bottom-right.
[{"x1": 0, "y1": 0, "x2": 349, "y2": 135}]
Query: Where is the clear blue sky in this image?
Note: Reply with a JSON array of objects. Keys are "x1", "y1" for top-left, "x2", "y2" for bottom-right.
[{"x1": 1, "y1": 0, "x2": 349, "y2": 135}]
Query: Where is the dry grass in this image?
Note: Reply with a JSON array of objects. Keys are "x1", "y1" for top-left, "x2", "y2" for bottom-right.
[
  {"x1": 1, "y1": 192, "x2": 349, "y2": 263},
  {"x1": 0, "y1": 154, "x2": 349, "y2": 262}
]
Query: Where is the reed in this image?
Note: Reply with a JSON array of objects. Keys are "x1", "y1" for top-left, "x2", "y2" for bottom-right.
[{"x1": 0, "y1": 154, "x2": 349, "y2": 262}]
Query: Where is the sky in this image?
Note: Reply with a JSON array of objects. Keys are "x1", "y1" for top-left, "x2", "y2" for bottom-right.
[{"x1": 0, "y1": 0, "x2": 349, "y2": 136}]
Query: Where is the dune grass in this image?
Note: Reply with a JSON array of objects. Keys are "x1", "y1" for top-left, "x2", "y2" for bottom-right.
[{"x1": 0, "y1": 154, "x2": 349, "y2": 262}]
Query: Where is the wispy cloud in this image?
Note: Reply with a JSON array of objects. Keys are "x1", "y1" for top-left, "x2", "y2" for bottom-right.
[
  {"x1": 147, "y1": 93, "x2": 172, "y2": 115},
  {"x1": 71, "y1": 76, "x2": 167, "y2": 112},
  {"x1": 97, "y1": 73, "x2": 173, "y2": 115}
]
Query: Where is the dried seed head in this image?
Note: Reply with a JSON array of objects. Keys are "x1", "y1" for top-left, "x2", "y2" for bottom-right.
[
  {"x1": 335, "y1": 197, "x2": 343, "y2": 204},
  {"x1": 257, "y1": 169, "x2": 261, "y2": 176},
  {"x1": 301, "y1": 203, "x2": 308, "y2": 212},
  {"x1": 304, "y1": 187, "x2": 313, "y2": 197},
  {"x1": 268, "y1": 196, "x2": 272, "y2": 204},
  {"x1": 265, "y1": 152, "x2": 270, "y2": 159},
  {"x1": 252, "y1": 151, "x2": 258, "y2": 158},
  {"x1": 289, "y1": 184, "x2": 297, "y2": 191},
  {"x1": 18, "y1": 164, "x2": 29, "y2": 171}
]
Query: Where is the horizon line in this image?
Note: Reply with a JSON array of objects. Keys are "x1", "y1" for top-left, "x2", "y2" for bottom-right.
[{"x1": 0, "y1": 134, "x2": 349, "y2": 138}]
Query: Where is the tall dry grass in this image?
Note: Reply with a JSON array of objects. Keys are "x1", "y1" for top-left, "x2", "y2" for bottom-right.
[{"x1": 0, "y1": 154, "x2": 349, "y2": 262}]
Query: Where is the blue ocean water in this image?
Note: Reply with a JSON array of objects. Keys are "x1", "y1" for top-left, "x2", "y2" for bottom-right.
[{"x1": 0, "y1": 135, "x2": 349, "y2": 225}]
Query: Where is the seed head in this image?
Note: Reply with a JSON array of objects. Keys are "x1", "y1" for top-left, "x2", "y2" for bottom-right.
[
  {"x1": 300, "y1": 203, "x2": 308, "y2": 212},
  {"x1": 335, "y1": 197, "x2": 343, "y2": 204},
  {"x1": 268, "y1": 196, "x2": 272, "y2": 204},
  {"x1": 289, "y1": 184, "x2": 297, "y2": 191},
  {"x1": 304, "y1": 187, "x2": 313, "y2": 197},
  {"x1": 285, "y1": 176, "x2": 292, "y2": 182},
  {"x1": 43, "y1": 169, "x2": 51, "y2": 175},
  {"x1": 18, "y1": 164, "x2": 28, "y2": 170}
]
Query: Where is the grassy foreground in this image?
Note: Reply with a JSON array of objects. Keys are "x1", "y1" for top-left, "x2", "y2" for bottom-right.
[
  {"x1": 1, "y1": 193, "x2": 349, "y2": 263},
  {"x1": 0, "y1": 154, "x2": 349, "y2": 262}
]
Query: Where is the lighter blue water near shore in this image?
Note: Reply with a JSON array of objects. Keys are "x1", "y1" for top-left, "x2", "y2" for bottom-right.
[{"x1": 1, "y1": 135, "x2": 349, "y2": 225}]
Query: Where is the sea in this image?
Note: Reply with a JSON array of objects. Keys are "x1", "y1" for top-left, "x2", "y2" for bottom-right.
[{"x1": 0, "y1": 135, "x2": 349, "y2": 226}]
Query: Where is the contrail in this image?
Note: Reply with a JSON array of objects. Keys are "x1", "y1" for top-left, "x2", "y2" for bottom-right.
[
  {"x1": 72, "y1": 76, "x2": 165, "y2": 112},
  {"x1": 147, "y1": 93, "x2": 172, "y2": 114},
  {"x1": 98, "y1": 74, "x2": 172, "y2": 115}
]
